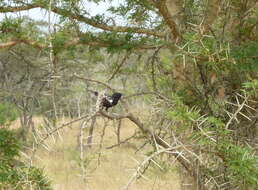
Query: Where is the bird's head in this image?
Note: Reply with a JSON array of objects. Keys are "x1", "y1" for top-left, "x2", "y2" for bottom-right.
[{"x1": 112, "y1": 92, "x2": 122, "y2": 99}]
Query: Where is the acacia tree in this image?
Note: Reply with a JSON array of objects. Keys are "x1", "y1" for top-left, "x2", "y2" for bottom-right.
[{"x1": 1, "y1": 0, "x2": 257, "y2": 189}]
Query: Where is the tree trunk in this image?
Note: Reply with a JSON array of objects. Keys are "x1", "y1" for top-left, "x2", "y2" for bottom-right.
[{"x1": 86, "y1": 116, "x2": 96, "y2": 149}]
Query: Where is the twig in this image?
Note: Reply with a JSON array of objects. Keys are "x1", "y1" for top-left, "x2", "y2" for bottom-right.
[
  {"x1": 99, "y1": 110, "x2": 196, "y2": 178},
  {"x1": 107, "y1": 52, "x2": 130, "y2": 82},
  {"x1": 35, "y1": 114, "x2": 91, "y2": 148},
  {"x1": 97, "y1": 118, "x2": 109, "y2": 165},
  {"x1": 148, "y1": 47, "x2": 161, "y2": 91},
  {"x1": 106, "y1": 131, "x2": 137, "y2": 149},
  {"x1": 86, "y1": 115, "x2": 96, "y2": 148},
  {"x1": 117, "y1": 119, "x2": 122, "y2": 144},
  {"x1": 225, "y1": 95, "x2": 248, "y2": 129},
  {"x1": 73, "y1": 73, "x2": 115, "y2": 91},
  {"x1": 79, "y1": 120, "x2": 88, "y2": 181},
  {"x1": 135, "y1": 142, "x2": 149, "y2": 154},
  {"x1": 124, "y1": 146, "x2": 182, "y2": 190}
]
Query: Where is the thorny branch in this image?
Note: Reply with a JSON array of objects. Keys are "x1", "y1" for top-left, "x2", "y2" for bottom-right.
[
  {"x1": 147, "y1": 47, "x2": 162, "y2": 91},
  {"x1": 99, "y1": 110, "x2": 197, "y2": 179},
  {"x1": 123, "y1": 146, "x2": 185, "y2": 190},
  {"x1": 31, "y1": 75, "x2": 210, "y2": 189},
  {"x1": 0, "y1": 38, "x2": 162, "y2": 50},
  {"x1": 35, "y1": 114, "x2": 91, "y2": 147},
  {"x1": 0, "y1": 3, "x2": 165, "y2": 38},
  {"x1": 225, "y1": 94, "x2": 250, "y2": 129}
]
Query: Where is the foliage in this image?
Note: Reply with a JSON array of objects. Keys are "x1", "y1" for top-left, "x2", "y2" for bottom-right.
[
  {"x1": 232, "y1": 42, "x2": 258, "y2": 72},
  {"x1": 220, "y1": 143, "x2": 258, "y2": 188},
  {"x1": 0, "y1": 128, "x2": 52, "y2": 189},
  {"x1": 243, "y1": 79, "x2": 258, "y2": 96},
  {"x1": 0, "y1": 17, "x2": 23, "y2": 38},
  {"x1": 0, "y1": 102, "x2": 17, "y2": 126}
]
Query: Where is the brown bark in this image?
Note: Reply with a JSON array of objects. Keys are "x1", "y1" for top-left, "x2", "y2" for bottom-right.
[
  {"x1": 202, "y1": 0, "x2": 220, "y2": 34},
  {"x1": 156, "y1": 0, "x2": 180, "y2": 40},
  {"x1": 0, "y1": 40, "x2": 44, "y2": 49}
]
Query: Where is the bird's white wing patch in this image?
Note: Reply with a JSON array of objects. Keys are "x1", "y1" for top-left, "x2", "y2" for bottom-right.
[{"x1": 106, "y1": 96, "x2": 113, "y2": 104}]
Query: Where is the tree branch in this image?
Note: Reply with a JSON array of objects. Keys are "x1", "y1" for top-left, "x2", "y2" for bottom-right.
[
  {"x1": 0, "y1": 4, "x2": 165, "y2": 38},
  {"x1": 0, "y1": 40, "x2": 45, "y2": 49},
  {"x1": 0, "y1": 4, "x2": 39, "y2": 12},
  {"x1": 105, "y1": 131, "x2": 137, "y2": 149},
  {"x1": 107, "y1": 52, "x2": 130, "y2": 82},
  {"x1": 202, "y1": 0, "x2": 220, "y2": 34},
  {"x1": 155, "y1": 1, "x2": 180, "y2": 40},
  {"x1": 0, "y1": 37, "x2": 162, "y2": 50},
  {"x1": 73, "y1": 73, "x2": 115, "y2": 91},
  {"x1": 65, "y1": 37, "x2": 161, "y2": 50},
  {"x1": 99, "y1": 110, "x2": 195, "y2": 177},
  {"x1": 0, "y1": 41, "x2": 18, "y2": 48}
]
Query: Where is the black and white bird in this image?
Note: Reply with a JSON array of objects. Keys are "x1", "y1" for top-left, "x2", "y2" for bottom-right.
[{"x1": 92, "y1": 91, "x2": 122, "y2": 111}]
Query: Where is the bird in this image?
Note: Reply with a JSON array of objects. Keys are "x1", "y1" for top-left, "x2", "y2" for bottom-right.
[
  {"x1": 90, "y1": 90, "x2": 122, "y2": 111},
  {"x1": 102, "y1": 92, "x2": 122, "y2": 111}
]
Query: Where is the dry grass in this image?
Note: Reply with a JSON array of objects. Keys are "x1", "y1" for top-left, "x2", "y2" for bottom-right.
[{"x1": 12, "y1": 116, "x2": 181, "y2": 190}]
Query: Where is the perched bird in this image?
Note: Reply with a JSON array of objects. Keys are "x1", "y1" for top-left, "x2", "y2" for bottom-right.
[
  {"x1": 91, "y1": 90, "x2": 122, "y2": 111},
  {"x1": 102, "y1": 92, "x2": 122, "y2": 111}
]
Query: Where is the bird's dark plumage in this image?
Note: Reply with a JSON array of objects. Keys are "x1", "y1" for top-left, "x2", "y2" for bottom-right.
[
  {"x1": 102, "y1": 92, "x2": 122, "y2": 111},
  {"x1": 92, "y1": 91, "x2": 122, "y2": 111}
]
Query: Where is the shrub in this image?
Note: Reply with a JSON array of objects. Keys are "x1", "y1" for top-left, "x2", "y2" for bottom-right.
[{"x1": 0, "y1": 128, "x2": 52, "y2": 189}]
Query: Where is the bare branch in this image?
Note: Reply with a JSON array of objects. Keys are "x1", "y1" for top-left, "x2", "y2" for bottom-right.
[
  {"x1": 107, "y1": 52, "x2": 130, "y2": 82},
  {"x1": 38, "y1": 114, "x2": 90, "y2": 144},
  {"x1": 225, "y1": 95, "x2": 248, "y2": 129},
  {"x1": 106, "y1": 131, "x2": 137, "y2": 149},
  {"x1": 97, "y1": 118, "x2": 109, "y2": 165},
  {"x1": 99, "y1": 110, "x2": 195, "y2": 177},
  {"x1": 124, "y1": 145, "x2": 185, "y2": 190},
  {"x1": 73, "y1": 73, "x2": 115, "y2": 91}
]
